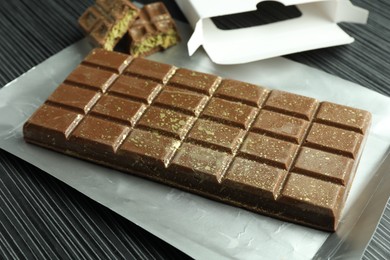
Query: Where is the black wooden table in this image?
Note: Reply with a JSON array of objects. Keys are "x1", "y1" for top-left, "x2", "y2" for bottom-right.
[{"x1": 0, "y1": 0, "x2": 389, "y2": 259}]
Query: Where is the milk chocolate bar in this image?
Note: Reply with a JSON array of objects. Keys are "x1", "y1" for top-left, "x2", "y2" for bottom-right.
[
  {"x1": 128, "y1": 2, "x2": 180, "y2": 57},
  {"x1": 78, "y1": 0, "x2": 139, "y2": 51},
  {"x1": 23, "y1": 48, "x2": 371, "y2": 231}
]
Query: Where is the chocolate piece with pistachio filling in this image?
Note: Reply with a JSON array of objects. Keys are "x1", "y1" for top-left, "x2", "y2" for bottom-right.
[
  {"x1": 79, "y1": 0, "x2": 139, "y2": 51},
  {"x1": 128, "y1": 2, "x2": 180, "y2": 57}
]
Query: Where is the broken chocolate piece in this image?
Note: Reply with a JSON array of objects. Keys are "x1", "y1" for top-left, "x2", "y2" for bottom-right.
[
  {"x1": 23, "y1": 48, "x2": 371, "y2": 231},
  {"x1": 79, "y1": 0, "x2": 139, "y2": 51},
  {"x1": 128, "y1": 2, "x2": 180, "y2": 56}
]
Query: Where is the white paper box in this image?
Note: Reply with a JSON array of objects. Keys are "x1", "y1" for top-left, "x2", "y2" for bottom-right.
[{"x1": 175, "y1": 0, "x2": 368, "y2": 64}]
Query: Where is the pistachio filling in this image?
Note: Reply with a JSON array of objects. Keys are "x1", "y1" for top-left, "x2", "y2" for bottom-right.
[
  {"x1": 104, "y1": 10, "x2": 138, "y2": 51},
  {"x1": 161, "y1": 29, "x2": 179, "y2": 48},
  {"x1": 131, "y1": 30, "x2": 179, "y2": 56}
]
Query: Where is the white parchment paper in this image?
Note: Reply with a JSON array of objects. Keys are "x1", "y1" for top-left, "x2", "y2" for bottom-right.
[{"x1": 1, "y1": 22, "x2": 390, "y2": 259}]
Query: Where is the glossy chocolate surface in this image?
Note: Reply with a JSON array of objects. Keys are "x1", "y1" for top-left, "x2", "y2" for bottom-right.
[{"x1": 24, "y1": 48, "x2": 371, "y2": 231}]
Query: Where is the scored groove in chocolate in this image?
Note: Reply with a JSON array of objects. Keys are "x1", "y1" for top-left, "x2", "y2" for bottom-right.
[
  {"x1": 82, "y1": 48, "x2": 133, "y2": 73},
  {"x1": 108, "y1": 75, "x2": 163, "y2": 105},
  {"x1": 315, "y1": 101, "x2": 371, "y2": 134},
  {"x1": 90, "y1": 94, "x2": 147, "y2": 126},
  {"x1": 124, "y1": 58, "x2": 177, "y2": 84},
  {"x1": 64, "y1": 64, "x2": 119, "y2": 93},
  {"x1": 271, "y1": 100, "x2": 320, "y2": 200},
  {"x1": 23, "y1": 48, "x2": 371, "y2": 231},
  {"x1": 46, "y1": 84, "x2": 102, "y2": 114}
]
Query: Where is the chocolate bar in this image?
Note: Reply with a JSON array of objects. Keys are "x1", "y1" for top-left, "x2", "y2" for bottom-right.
[
  {"x1": 23, "y1": 48, "x2": 371, "y2": 231},
  {"x1": 128, "y1": 2, "x2": 180, "y2": 57},
  {"x1": 78, "y1": 0, "x2": 139, "y2": 51}
]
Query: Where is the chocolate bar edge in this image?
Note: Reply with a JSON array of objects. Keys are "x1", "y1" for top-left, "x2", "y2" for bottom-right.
[
  {"x1": 24, "y1": 104, "x2": 372, "y2": 230},
  {"x1": 23, "y1": 113, "x2": 371, "y2": 232},
  {"x1": 22, "y1": 123, "x2": 370, "y2": 231}
]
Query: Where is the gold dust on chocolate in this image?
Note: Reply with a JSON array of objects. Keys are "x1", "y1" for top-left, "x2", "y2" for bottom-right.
[{"x1": 23, "y1": 48, "x2": 371, "y2": 231}]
